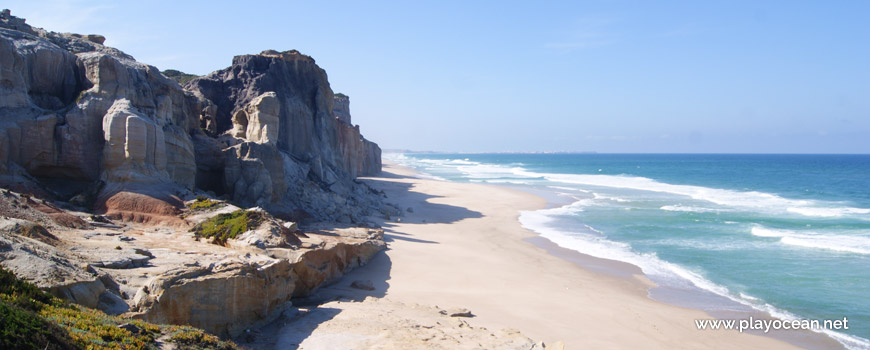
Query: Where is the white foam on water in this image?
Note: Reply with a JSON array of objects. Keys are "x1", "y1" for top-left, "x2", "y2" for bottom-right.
[
  {"x1": 393, "y1": 155, "x2": 870, "y2": 221},
  {"x1": 787, "y1": 206, "x2": 870, "y2": 218},
  {"x1": 390, "y1": 154, "x2": 870, "y2": 349},
  {"x1": 484, "y1": 179, "x2": 535, "y2": 185},
  {"x1": 520, "y1": 201, "x2": 870, "y2": 349},
  {"x1": 508, "y1": 169, "x2": 869, "y2": 220},
  {"x1": 548, "y1": 185, "x2": 591, "y2": 193},
  {"x1": 660, "y1": 205, "x2": 723, "y2": 213},
  {"x1": 592, "y1": 192, "x2": 631, "y2": 203},
  {"x1": 750, "y1": 226, "x2": 870, "y2": 255}
]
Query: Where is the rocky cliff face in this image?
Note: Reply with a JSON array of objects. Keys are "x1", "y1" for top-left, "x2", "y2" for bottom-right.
[
  {"x1": 0, "y1": 11, "x2": 203, "y2": 194},
  {"x1": 185, "y1": 49, "x2": 381, "y2": 179},
  {"x1": 0, "y1": 9, "x2": 389, "y2": 340},
  {"x1": 0, "y1": 11, "x2": 382, "y2": 223},
  {"x1": 333, "y1": 93, "x2": 351, "y2": 124}
]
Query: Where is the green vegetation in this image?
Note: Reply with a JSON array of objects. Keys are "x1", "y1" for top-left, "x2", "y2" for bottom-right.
[
  {"x1": 169, "y1": 327, "x2": 236, "y2": 350},
  {"x1": 0, "y1": 266, "x2": 75, "y2": 350},
  {"x1": 188, "y1": 196, "x2": 224, "y2": 211},
  {"x1": 0, "y1": 267, "x2": 238, "y2": 350},
  {"x1": 161, "y1": 69, "x2": 199, "y2": 84},
  {"x1": 190, "y1": 210, "x2": 262, "y2": 245}
]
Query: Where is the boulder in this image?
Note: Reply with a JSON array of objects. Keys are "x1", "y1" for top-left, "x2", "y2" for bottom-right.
[
  {"x1": 0, "y1": 218, "x2": 108, "y2": 308},
  {"x1": 350, "y1": 279, "x2": 375, "y2": 291},
  {"x1": 130, "y1": 257, "x2": 297, "y2": 338}
]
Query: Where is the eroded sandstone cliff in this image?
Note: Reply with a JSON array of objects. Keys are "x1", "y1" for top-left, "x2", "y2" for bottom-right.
[
  {"x1": 0, "y1": 10, "x2": 382, "y2": 224},
  {"x1": 0, "y1": 8, "x2": 389, "y2": 340}
]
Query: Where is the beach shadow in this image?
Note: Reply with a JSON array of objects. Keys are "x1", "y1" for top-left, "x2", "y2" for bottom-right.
[
  {"x1": 383, "y1": 233, "x2": 438, "y2": 244},
  {"x1": 315, "y1": 250, "x2": 392, "y2": 301},
  {"x1": 361, "y1": 177, "x2": 483, "y2": 226},
  {"x1": 268, "y1": 170, "x2": 480, "y2": 348},
  {"x1": 263, "y1": 252, "x2": 393, "y2": 349},
  {"x1": 272, "y1": 307, "x2": 342, "y2": 350}
]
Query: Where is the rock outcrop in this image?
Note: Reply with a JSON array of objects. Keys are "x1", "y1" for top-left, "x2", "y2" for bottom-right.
[
  {"x1": 186, "y1": 49, "x2": 383, "y2": 220},
  {"x1": 0, "y1": 10, "x2": 390, "y2": 340},
  {"x1": 129, "y1": 256, "x2": 297, "y2": 338},
  {"x1": 185, "y1": 49, "x2": 381, "y2": 180},
  {"x1": 0, "y1": 10, "x2": 205, "y2": 198},
  {"x1": 333, "y1": 93, "x2": 352, "y2": 124},
  {"x1": 0, "y1": 218, "x2": 111, "y2": 309},
  {"x1": 0, "y1": 187, "x2": 386, "y2": 338},
  {"x1": 0, "y1": 11, "x2": 382, "y2": 223}
]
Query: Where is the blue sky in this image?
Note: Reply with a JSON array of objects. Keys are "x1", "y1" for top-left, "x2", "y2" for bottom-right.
[{"x1": 7, "y1": 1, "x2": 869, "y2": 153}]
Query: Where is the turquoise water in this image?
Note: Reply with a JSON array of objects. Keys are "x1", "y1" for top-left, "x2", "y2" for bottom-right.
[{"x1": 388, "y1": 153, "x2": 870, "y2": 349}]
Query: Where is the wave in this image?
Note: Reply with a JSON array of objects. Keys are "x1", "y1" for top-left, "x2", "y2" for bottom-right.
[
  {"x1": 660, "y1": 205, "x2": 722, "y2": 213},
  {"x1": 750, "y1": 226, "x2": 870, "y2": 255},
  {"x1": 522, "y1": 204, "x2": 870, "y2": 349},
  {"x1": 392, "y1": 154, "x2": 870, "y2": 220},
  {"x1": 512, "y1": 171, "x2": 870, "y2": 220},
  {"x1": 592, "y1": 192, "x2": 631, "y2": 203},
  {"x1": 520, "y1": 201, "x2": 743, "y2": 301},
  {"x1": 787, "y1": 206, "x2": 870, "y2": 218},
  {"x1": 547, "y1": 186, "x2": 591, "y2": 193}
]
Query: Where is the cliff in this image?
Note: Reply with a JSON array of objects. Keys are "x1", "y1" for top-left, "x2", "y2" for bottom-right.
[
  {"x1": 0, "y1": 10, "x2": 382, "y2": 224},
  {"x1": 185, "y1": 49, "x2": 381, "y2": 179},
  {"x1": 0, "y1": 9, "x2": 389, "y2": 340}
]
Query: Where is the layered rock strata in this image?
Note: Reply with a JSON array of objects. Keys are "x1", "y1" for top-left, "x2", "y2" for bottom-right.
[
  {"x1": 0, "y1": 193, "x2": 385, "y2": 337},
  {"x1": 0, "y1": 9, "x2": 389, "y2": 339},
  {"x1": 0, "y1": 11, "x2": 382, "y2": 223}
]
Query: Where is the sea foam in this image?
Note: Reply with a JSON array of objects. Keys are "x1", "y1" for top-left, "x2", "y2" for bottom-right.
[
  {"x1": 522, "y1": 203, "x2": 870, "y2": 349},
  {"x1": 750, "y1": 226, "x2": 870, "y2": 255}
]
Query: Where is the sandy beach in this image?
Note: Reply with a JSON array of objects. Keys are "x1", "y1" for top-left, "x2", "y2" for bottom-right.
[{"x1": 258, "y1": 163, "x2": 844, "y2": 349}]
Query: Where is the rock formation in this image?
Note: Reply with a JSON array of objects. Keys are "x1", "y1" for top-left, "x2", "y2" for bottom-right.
[
  {"x1": 0, "y1": 187, "x2": 386, "y2": 338},
  {"x1": 0, "y1": 9, "x2": 389, "y2": 339},
  {"x1": 0, "y1": 10, "x2": 203, "y2": 196},
  {"x1": 0, "y1": 10, "x2": 383, "y2": 223},
  {"x1": 333, "y1": 93, "x2": 352, "y2": 124}
]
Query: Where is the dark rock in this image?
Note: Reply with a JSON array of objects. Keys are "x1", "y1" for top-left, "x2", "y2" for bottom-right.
[
  {"x1": 350, "y1": 279, "x2": 375, "y2": 291},
  {"x1": 441, "y1": 308, "x2": 474, "y2": 318}
]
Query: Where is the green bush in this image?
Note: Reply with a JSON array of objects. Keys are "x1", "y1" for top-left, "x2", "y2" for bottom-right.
[
  {"x1": 190, "y1": 210, "x2": 262, "y2": 245},
  {"x1": 0, "y1": 267, "x2": 237, "y2": 350},
  {"x1": 169, "y1": 326, "x2": 236, "y2": 350},
  {"x1": 0, "y1": 301, "x2": 78, "y2": 350},
  {"x1": 188, "y1": 197, "x2": 223, "y2": 210}
]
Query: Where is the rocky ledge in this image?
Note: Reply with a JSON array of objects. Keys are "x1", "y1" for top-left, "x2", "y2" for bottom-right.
[{"x1": 0, "y1": 189, "x2": 385, "y2": 337}]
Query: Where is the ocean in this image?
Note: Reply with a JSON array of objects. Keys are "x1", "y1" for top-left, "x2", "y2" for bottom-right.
[{"x1": 386, "y1": 153, "x2": 870, "y2": 349}]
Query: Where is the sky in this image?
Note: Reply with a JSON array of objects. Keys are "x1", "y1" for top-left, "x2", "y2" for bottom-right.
[{"x1": 5, "y1": 0, "x2": 869, "y2": 153}]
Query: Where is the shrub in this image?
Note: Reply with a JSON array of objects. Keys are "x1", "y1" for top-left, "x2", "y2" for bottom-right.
[
  {"x1": 0, "y1": 267, "x2": 237, "y2": 350},
  {"x1": 168, "y1": 326, "x2": 237, "y2": 350},
  {"x1": 190, "y1": 210, "x2": 262, "y2": 245},
  {"x1": 188, "y1": 197, "x2": 223, "y2": 211}
]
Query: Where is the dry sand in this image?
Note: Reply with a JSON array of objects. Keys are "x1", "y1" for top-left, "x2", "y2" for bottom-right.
[{"x1": 264, "y1": 164, "x2": 843, "y2": 349}]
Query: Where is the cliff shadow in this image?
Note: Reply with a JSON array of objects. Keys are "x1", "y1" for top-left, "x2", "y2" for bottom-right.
[
  {"x1": 269, "y1": 307, "x2": 343, "y2": 350},
  {"x1": 249, "y1": 252, "x2": 392, "y2": 349},
  {"x1": 296, "y1": 250, "x2": 392, "y2": 304},
  {"x1": 360, "y1": 177, "x2": 483, "y2": 227}
]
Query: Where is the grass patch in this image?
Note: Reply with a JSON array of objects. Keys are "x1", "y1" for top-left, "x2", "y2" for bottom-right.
[
  {"x1": 190, "y1": 210, "x2": 262, "y2": 245},
  {"x1": 0, "y1": 267, "x2": 237, "y2": 350},
  {"x1": 188, "y1": 196, "x2": 224, "y2": 211},
  {"x1": 168, "y1": 326, "x2": 236, "y2": 350}
]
